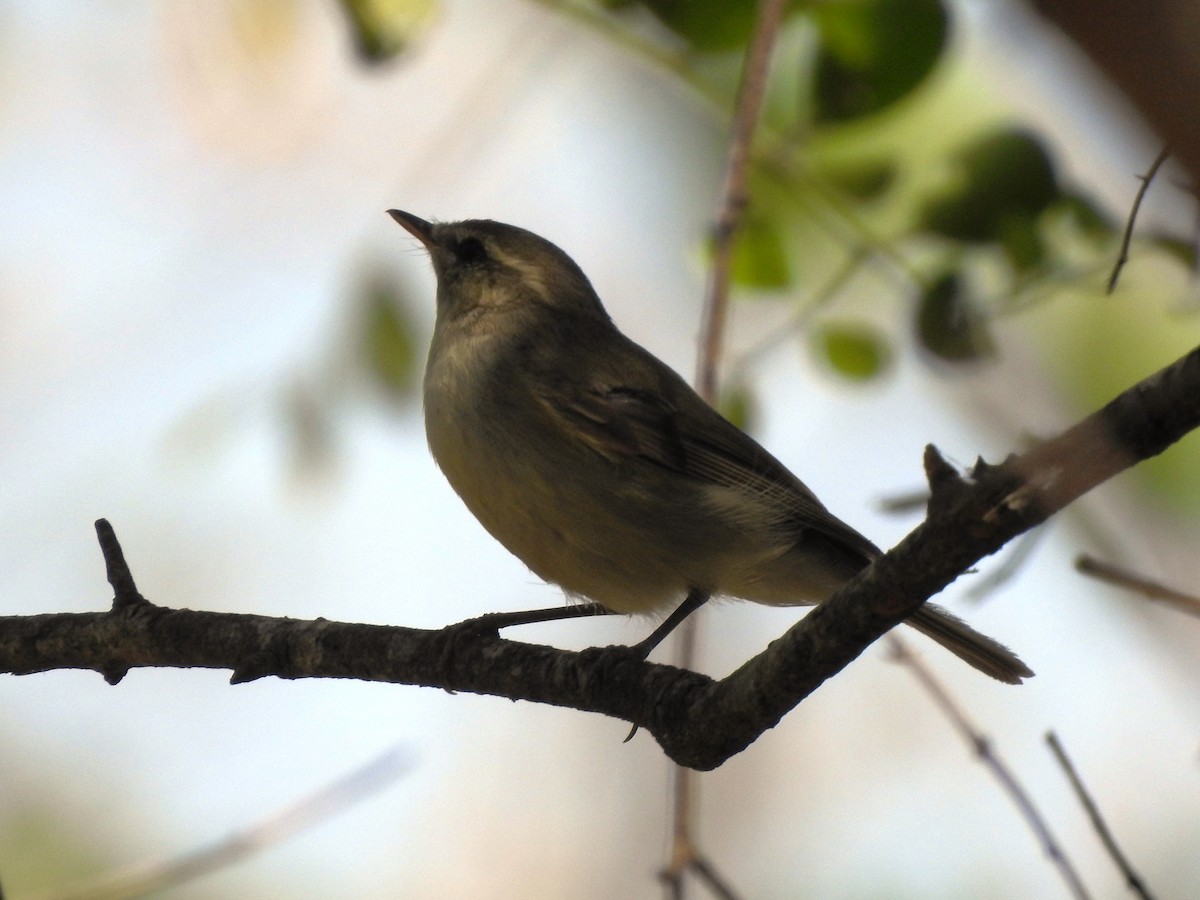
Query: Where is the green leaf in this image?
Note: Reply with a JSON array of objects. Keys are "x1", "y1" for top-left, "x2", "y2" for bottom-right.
[
  {"x1": 996, "y1": 214, "x2": 1046, "y2": 272},
  {"x1": 1149, "y1": 234, "x2": 1199, "y2": 271},
  {"x1": 812, "y1": 322, "x2": 891, "y2": 380},
  {"x1": 1056, "y1": 192, "x2": 1115, "y2": 243},
  {"x1": 337, "y1": 0, "x2": 436, "y2": 64},
  {"x1": 915, "y1": 272, "x2": 993, "y2": 362},
  {"x1": 636, "y1": 0, "x2": 768, "y2": 53},
  {"x1": 360, "y1": 274, "x2": 420, "y2": 398},
  {"x1": 813, "y1": 0, "x2": 950, "y2": 122},
  {"x1": 284, "y1": 382, "x2": 338, "y2": 483},
  {"x1": 728, "y1": 213, "x2": 792, "y2": 289},
  {"x1": 819, "y1": 157, "x2": 897, "y2": 201},
  {"x1": 919, "y1": 128, "x2": 1060, "y2": 244},
  {"x1": 719, "y1": 384, "x2": 757, "y2": 431}
]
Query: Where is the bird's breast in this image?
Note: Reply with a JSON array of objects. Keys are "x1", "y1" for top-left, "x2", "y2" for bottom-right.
[{"x1": 423, "y1": 336, "x2": 689, "y2": 613}]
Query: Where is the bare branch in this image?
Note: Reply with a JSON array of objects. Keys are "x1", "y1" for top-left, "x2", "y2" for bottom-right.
[
  {"x1": 38, "y1": 747, "x2": 411, "y2": 900},
  {"x1": 694, "y1": 0, "x2": 789, "y2": 403},
  {"x1": 1045, "y1": 731, "x2": 1155, "y2": 900},
  {"x1": 1075, "y1": 554, "x2": 1200, "y2": 618},
  {"x1": 671, "y1": 0, "x2": 790, "y2": 891},
  {"x1": 1107, "y1": 146, "x2": 1171, "y2": 294},
  {"x1": 1031, "y1": 0, "x2": 1200, "y2": 185},
  {"x1": 890, "y1": 637, "x2": 1090, "y2": 900}
]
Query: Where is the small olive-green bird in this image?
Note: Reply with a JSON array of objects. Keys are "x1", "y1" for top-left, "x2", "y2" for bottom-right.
[{"x1": 389, "y1": 209, "x2": 1031, "y2": 684}]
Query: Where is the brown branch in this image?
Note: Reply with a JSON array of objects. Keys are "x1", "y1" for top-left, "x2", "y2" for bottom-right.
[
  {"x1": 1031, "y1": 1, "x2": 1200, "y2": 185},
  {"x1": 890, "y1": 638, "x2": 1090, "y2": 900},
  {"x1": 667, "y1": 2, "x2": 789, "y2": 893},
  {"x1": 39, "y1": 747, "x2": 411, "y2": 900},
  {"x1": 1046, "y1": 731, "x2": 1156, "y2": 900},
  {"x1": 4, "y1": 343, "x2": 1200, "y2": 770},
  {"x1": 694, "y1": 0, "x2": 788, "y2": 403},
  {"x1": 95, "y1": 517, "x2": 146, "y2": 611},
  {"x1": 1107, "y1": 146, "x2": 1172, "y2": 294},
  {"x1": 1075, "y1": 554, "x2": 1200, "y2": 618}
]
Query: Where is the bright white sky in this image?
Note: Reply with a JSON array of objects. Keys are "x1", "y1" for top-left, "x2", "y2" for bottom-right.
[{"x1": 2, "y1": 2, "x2": 1197, "y2": 898}]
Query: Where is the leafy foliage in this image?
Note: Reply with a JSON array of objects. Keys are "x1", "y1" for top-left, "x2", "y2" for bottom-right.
[
  {"x1": 336, "y1": 0, "x2": 436, "y2": 63},
  {"x1": 728, "y1": 211, "x2": 792, "y2": 289},
  {"x1": 631, "y1": 0, "x2": 765, "y2": 52},
  {"x1": 719, "y1": 382, "x2": 757, "y2": 431},
  {"x1": 811, "y1": 0, "x2": 949, "y2": 122},
  {"x1": 919, "y1": 128, "x2": 1060, "y2": 268},
  {"x1": 329, "y1": 0, "x2": 1196, "y2": 495},
  {"x1": 915, "y1": 272, "x2": 993, "y2": 363},
  {"x1": 812, "y1": 322, "x2": 891, "y2": 379},
  {"x1": 360, "y1": 272, "x2": 420, "y2": 399}
]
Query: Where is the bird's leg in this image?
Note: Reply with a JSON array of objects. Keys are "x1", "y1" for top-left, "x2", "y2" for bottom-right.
[
  {"x1": 619, "y1": 589, "x2": 710, "y2": 743},
  {"x1": 451, "y1": 591, "x2": 709, "y2": 662},
  {"x1": 627, "y1": 589, "x2": 710, "y2": 660},
  {"x1": 453, "y1": 602, "x2": 612, "y2": 636}
]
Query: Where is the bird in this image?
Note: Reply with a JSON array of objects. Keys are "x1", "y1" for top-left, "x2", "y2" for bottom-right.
[{"x1": 388, "y1": 209, "x2": 1032, "y2": 684}]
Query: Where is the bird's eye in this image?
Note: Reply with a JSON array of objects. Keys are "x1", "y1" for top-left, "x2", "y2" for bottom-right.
[{"x1": 454, "y1": 236, "x2": 488, "y2": 264}]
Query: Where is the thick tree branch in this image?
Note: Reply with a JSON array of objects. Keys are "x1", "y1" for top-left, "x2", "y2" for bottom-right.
[
  {"x1": 3, "y1": 343, "x2": 1200, "y2": 769},
  {"x1": 1031, "y1": 0, "x2": 1200, "y2": 185}
]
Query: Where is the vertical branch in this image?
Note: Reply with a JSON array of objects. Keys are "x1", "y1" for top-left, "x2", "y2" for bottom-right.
[
  {"x1": 666, "y1": 2, "x2": 789, "y2": 898},
  {"x1": 95, "y1": 518, "x2": 146, "y2": 610},
  {"x1": 677, "y1": 0, "x2": 788, "y2": 680},
  {"x1": 694, "y1": 0, "x2": 789, "y2": 403}
]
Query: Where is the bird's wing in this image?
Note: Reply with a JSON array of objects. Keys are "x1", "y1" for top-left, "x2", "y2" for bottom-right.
[{"x1": 535, "y1": 357, "x2": 878, "y2": 558}]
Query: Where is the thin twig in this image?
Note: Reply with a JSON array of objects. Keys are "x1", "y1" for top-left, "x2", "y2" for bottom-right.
[
  {"x1": 877, "y1": 487, "x2": 931, "y2": 515},
  {"x1": 664, "y1": 3, "x2": 789, "y2": 897},
  {"x1": 1075, "y1": 554, "x2": 1200, "y2": 619},
  {"x1": 726, "y1": 243, "x2": 872, "y2": 383},
  {"x1": 966, "y1": 529, "x2": 1047, "y2": 602},
  {"x1": 888, "y1": 636, "x2": 1091, "y2": 900},
  {"x1": 1107, "y1": 146, "x2": 1171, "y2": 294},
  {"x1": 660, "y1": 852, "x2": 739, "y2": 900},
  {"x1": 37, "y1": 747, "x2": 411, "y2": 900},
  {"x1": 695, "y1": 0, "x2": 789, "y2": 403},
  {"x1": 1045, "y1": 731, "x2": 1155, "y2": 900},
  {"x1": 658, "y1": 762, "x2": 741, "y2": 900}
]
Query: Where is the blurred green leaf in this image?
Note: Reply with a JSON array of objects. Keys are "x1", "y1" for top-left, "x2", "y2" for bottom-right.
[
  {"x1": 637, "y1": 0, "x2": 762, "y2": 52},
  {"x1": 1, "y1": 807, "x2": 112, "y2": 897},
  {"x1": 1149, "y1": 234, "x2": 1199, "y2": 271},
  {"x1": 813, "y1": 0, "x2": 949, "y2": 122},
  {"x1": 1056, "y1": 192, "x2": 1115, "y2": 243},
  {"x1": 812, "y1": 322, "x2": 891, "y2": 380},
  {"x1": 919, "y1": 128, "x2": 1060, "y2": 244},
  {"x1": 728, "y1": 212, "x2": 792, "y2": 289},
  {"x1": 285, "y1": 382, "x2": 338, "y2": 483},
  {"x1": 997, "y1": 214, "x2": 1046, "y2": 272},
  {"x1": 819, "y1": 157, "x2": 897, "y2": 201},
  {"x1": 361, "y1": 275, "x2": 420, "y2": 398},
  {"x1": 719, "y1": 383, "x2": 757, "y2": 431},
  {"x1": 337, "y1": 0, "x2": 436, "y2": 64},
  {"x1": 916, "y1": 272, "x2": 993, "y2": 362}
]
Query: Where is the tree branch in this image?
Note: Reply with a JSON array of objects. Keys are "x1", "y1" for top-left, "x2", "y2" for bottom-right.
[
  {"x1": 3, "y1": 343, "x2": 1200, "y2": 770},
  {"x1": 1031, "y1": 0, "x2": 1200, "y2": 185}
]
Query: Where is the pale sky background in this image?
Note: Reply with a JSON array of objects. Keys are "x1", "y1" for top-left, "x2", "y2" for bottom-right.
[{"x1": 2, "y1": 2, "x2": 1198, "y2": 898}]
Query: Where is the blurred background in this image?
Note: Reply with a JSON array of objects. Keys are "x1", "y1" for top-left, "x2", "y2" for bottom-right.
[{"x1": 2, "y1": 1, "x2": 1198, "y2": 897}]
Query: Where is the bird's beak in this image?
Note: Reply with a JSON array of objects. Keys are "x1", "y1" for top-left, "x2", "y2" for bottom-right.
[{"x1": 387, "y1": 209, "x2": 439, "y2": 250}]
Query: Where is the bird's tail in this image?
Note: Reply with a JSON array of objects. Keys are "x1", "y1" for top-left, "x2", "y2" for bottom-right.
[{"x1": 905, "y1": 604, "x2": 1033, "y2": 684}]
